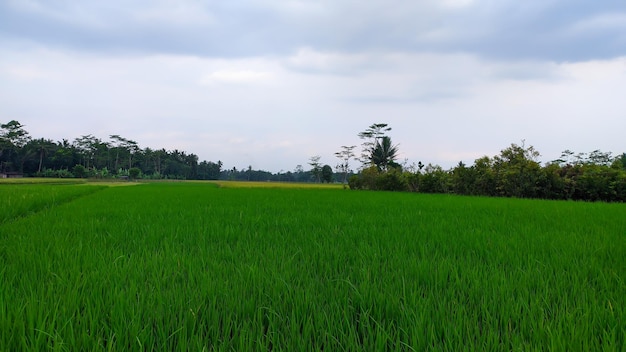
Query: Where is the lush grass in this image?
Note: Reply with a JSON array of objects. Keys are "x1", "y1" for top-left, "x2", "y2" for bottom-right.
[
  {"x1": 0, "y1": 183, "x2": 624, "y2": 351},
  {"x1": 209, "y1": 180, "x2": 343, "y2": 189},
  {"x1": 0, "y1": 183, "x2": 106, "y2": 224},
  {"x1": 0, "y1": 177, "x2": 86, "y2": 185}
]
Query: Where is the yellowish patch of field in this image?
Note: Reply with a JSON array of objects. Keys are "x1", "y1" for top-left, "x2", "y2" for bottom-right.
[
  {"x1": 85, "y1": 181, "x2": 141, "y2": 187},
  {"x1": 0, "y1": 178, "x2": 85, "y2": 185},
  {"x1": 0, "y1": 178, "x2": 142, "y2": 187},
  {"x1": 209, "y1": 180, "x2": 344, "y2": 189},
  {"x1": 0, "y1": 178, "x2": 341, "y2": 189}
]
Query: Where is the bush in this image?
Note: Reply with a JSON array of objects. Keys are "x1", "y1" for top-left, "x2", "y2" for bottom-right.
[
  {"x1": 36, "y1": 168, "x2": 75, "y2": 178},
  {"x1": 129, "y1": 167, "x2": 142, "y2": 180},
  {"x1": 72, "y1": 164, "x2": 87, "y2": 178},
  {"x1": 348, "y1": 167, "x2": 408, "y2": 192},
  {"x1": 348, "y1": 175, "x2": 362, "y2": 190},
  {"x1": 375, "y1": 168, "x2": 408, "y2": 191}
]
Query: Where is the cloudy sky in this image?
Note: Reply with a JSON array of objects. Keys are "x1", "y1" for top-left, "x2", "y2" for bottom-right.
[{"x1": 1, "y1": 0, "x2": 625, "y2": 172}]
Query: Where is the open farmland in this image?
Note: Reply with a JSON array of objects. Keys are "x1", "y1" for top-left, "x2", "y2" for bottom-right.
[
  {"x1": 0, "y1": 183, "x2": 105, "y2": 225},
  {"x1": 0, "y1": 182, "x2": 624, "y2": 351}
]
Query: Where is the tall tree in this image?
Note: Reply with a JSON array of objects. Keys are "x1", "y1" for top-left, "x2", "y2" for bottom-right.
[
  {"x1": 492, "y1": 142, "x2": 542, "y2": 198},
  {"x1": 371, "y1": 136, "x2": 399, "y2": 171},
  {"x1": 0, "y1": 120, "x2": 30, "y2": 149},
  {"x1": 1, "y1": 120, "x2": 31, "y2": 172},
  {"x1": 335, "y1": 145, "x2": 356, "y2": 186},
  {"x1": 109, "y1": 135, "x2": 139, "y2": 171},
  {"x1": 73, "y1": 135, "x2": 99, "y2": 169},
  {"x1": 50, "y1": 139, "x2": 79, "y2": 171},
  {"x1": 125, "y1": 139, "x2": 140, "y2": 170},
  {"x1": 321, "y1": 164, "x2": 333, "y2": 183},
  {"x1": 358, "y1": 123, "x2": 391, "y2": 168},
  {"x1": 614, "y1": 153, "x2": 626, "y2": 170},
  {"x1": 308, "y1": 155, "x2": 322, "y2": 183},
  {"x1": 109, "y1": 135, "x2": 126, "y2": 171},
  {"x1": 27, "y1": 138, "x2": 57, "y2": 173}
]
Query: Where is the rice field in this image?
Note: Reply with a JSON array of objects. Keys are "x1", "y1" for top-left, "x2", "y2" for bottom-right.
[
  {"x1": 208, "y1": 180, "x2": 343, "y2": 189},
  {"x1": 0, "y1": 182, "x2": 624, "y2": 351},
  {"x1": 0, "y1": 177, "x2": 86, "y2": 185},
  {"x1": 0, "y1": 183, "x2": 105, "y2": 225}
]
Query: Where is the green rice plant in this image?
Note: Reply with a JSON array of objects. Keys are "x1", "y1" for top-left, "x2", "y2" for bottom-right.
[
  {"x1": 0, "y1": 178, "x2": 86, "y2": 185},
  {"x1": 0, "y1": 183, "x2": 624, "y2": 351},
  {"x1": 209, "y1": 180, "x2": 343, "y2": 189},
  {"x1": 0, "y1": 184, "x2": 106, "y2": 224}
]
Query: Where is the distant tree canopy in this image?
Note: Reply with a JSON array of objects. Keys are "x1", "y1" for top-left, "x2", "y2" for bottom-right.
[
  {"x1": 3, "y1": 119, "x2": 624, "y2": 202},
  {"x1": 321, "y1": 165, "x2": 333, "y2": 183},
  {"x1": 0, "y1": 119, "x2": 337, "y2": 183},
  {"x1": 349, "y1": 136, "x2": 626, "y2": 202},
  {"x1": 357, "y1": 123, "x2": 399, "y2": 170},
  {"x1": 1, "y1": 120, "x2": 219, "y2": 180},
  {"x1": 334, "y1": 145, "x2": 356, "y2": 186}
]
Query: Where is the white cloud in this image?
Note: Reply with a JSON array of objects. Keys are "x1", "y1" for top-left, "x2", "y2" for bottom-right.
[
  {"x1": 439, "y1": 0, "x2": 475, "y2": 9},
  {"x1": 200, "y1": 70, "x2": 273, "y2": 84},
  {"x1": 568, "y1": 12, "x2": 626, "y2": 33},
  {"x1": 5, "y1": 67, "x2": 53, "y2": 80},
  {"x1": 131, "y1": 1, "x2": 216, "y2": 26},
  {"x1": 1, "y1": 1, "x2": 625, "y2": 172}
]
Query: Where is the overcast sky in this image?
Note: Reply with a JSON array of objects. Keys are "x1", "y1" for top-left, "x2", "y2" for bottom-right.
[{"x1": 1, "y1": 0, "x2": 625, "y2": 172}]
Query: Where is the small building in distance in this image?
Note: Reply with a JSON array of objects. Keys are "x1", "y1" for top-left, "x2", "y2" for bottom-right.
[{"x1": 0, "y1": 172, "x2": 24, "y2": 178}]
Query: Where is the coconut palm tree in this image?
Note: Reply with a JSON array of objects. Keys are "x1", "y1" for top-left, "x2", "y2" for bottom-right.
[
  {"x1": 27, "y1": 138, "x2": 57, "y2": 173},
  {"x1": 370, "y1": 136, "x2": 399, "y2": 171}
]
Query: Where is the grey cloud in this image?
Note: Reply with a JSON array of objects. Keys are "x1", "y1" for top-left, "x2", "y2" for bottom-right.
[
  {"x1": 489, "y1": 62, "x2": 563, "y2": 82},
  {"x1": 1, "y1": 1, "x2": 625, "y2": 61},
  {"x1": 342, "y1": 90, "x2": 465, "y2": 104},
  {"x1": 450, "y1": 1, "x2": 626, "y2": 61}
]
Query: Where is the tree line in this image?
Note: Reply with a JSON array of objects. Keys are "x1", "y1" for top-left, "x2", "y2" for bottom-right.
[
  {"x1": 0, "y1": 120, "x2": 224, "y2": 180},
  {"x1": 3, "y1": 119, "x2": 625, "y2": 202},
  {"x1": 346, "y1": 123, "x2": 626, "y2": 202},
  {"x1": 0, "y1": 120, "x2": 336, "y2": 182}
]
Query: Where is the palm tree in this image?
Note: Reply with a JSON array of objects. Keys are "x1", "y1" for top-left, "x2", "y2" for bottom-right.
[
  {"x1": 29, "y1": 138, "x2": 57, "y2": 173},
  {"x1": 370, "y1": 136, "x2": 399, "y2": 171}
]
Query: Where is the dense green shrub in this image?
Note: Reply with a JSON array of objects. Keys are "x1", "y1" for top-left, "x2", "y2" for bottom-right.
[{"x1": 350, "y1": 144, "x2": 626, "y2": 202}]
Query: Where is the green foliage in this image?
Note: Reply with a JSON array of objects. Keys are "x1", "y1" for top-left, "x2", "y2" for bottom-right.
[
  {"x1": 0, "y1": 120, "x2": 31, "y2": 173},
  {"x1": 128, "y1": 167, "x2": 141, "y2": 180},
  {"x1": 419, "y1": 164, "x2": 452, "y2": 193},
  {"x1": 4, "y1": 118, "x2": 625, "y2": 201},
  {"x1": 35, "y1": 168, "x2": 75, "y2": 178},
  {"x1": 335, "y1": 145, "x2": 356, "y2": 186},
  {"x1": 0, "y1": 184, "x2": 104, "y2": 224},
  {"x1": 348, "y1": 166, "x2": 407, "y2": 191},
  {"x1": 196, "y1": 160, "x2": 222, "y2": 180},
  {"x1": 72, "y1": 164, "x2": 87, "y2": 178},
  {"x1": 321, "y1": 164, "x2": 333, "y2": 183},
  {"x1": 374, "y1": 167, "x2": 407, "y2": 191},
  {"x1": 491, "y1": 143, "x2": 542, "y2": 198},
  {"x1": 615, "y1": 153, "x2": 626, "y2": 170},
  {"x1": 357, "y1": 123, "x2": 391, "y2": 167},
  {"x1": 1, "y1": 120, "x2": 212, "y2": 180},
  {"x1": 348, "y1": 166, "x2": 378, "y2": 190},
  {"x1": 349, "y1": 142, "x2": 626, "y2": 203},
  {"x1": 370, "y1": 136, "x2": 399, "y2": 171},
  {"x1": 0, "y1": 120, "x2": 30, "y2": 149},
  {"x1": 348, "y1": 174, "x2": 361, "y2": 190},
  {"x1": 0, "y1": 183, "x2": 624, "y2": 350},
  {"x1": 356, "y1": 124, "x2": 400, "y2": 171},
  {"x1": 308, "y1": 155, "x2": 322, "y2": 183}
]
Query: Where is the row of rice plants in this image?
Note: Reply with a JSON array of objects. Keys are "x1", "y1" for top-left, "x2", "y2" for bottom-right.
[
  {"x1": 208, "y1": 180, "x2": 343, "y2": 189},
  {"x1": 0, "y1": 178, "x2": 86, "y2": 185},
  {"x1": 1, "y1": 182, "x2": 624, "y2": 350},
  {"x1": 0, "y1": 184, "x2": 106, "y2": 224}
]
